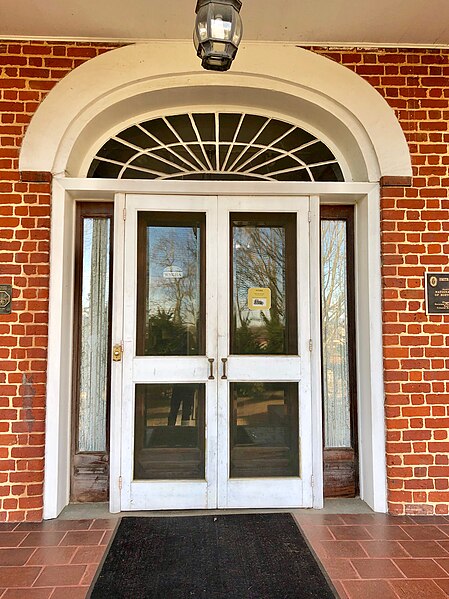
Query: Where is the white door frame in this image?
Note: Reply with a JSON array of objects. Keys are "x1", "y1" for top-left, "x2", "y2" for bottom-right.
[{"x1": 43, "y1": 178, "x2": 387, "y2": 518}]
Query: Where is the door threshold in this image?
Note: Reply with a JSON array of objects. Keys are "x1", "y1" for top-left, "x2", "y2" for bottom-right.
[{"x1": 55, "y1": 498, "x2": 373, "y2": 521}]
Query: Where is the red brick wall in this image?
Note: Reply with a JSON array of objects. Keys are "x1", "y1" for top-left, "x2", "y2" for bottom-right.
[
  {"x1": 1, "y1": 42, "x2": 449, "y2": 519},
  {"x1": 312, "y1": 47, "x2": 449, "y2": 516},
  {"x1": 0, "y1": 41, "x2": 120, "y2": 521}
]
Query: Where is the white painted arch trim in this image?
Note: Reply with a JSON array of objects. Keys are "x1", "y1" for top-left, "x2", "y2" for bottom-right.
[{"x1": 19, "y1": 42, "x2": 412, "y2": 182}]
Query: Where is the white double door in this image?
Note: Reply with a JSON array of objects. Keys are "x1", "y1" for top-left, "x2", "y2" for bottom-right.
[{"x1": 119, "y1": 194, "x2": 312, "y2": 510}]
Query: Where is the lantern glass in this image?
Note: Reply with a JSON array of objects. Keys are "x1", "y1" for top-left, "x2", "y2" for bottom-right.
[
  {"x1": 232, "y1": 12, "x2": 242, "y2": 45},
  {"x1": 194, "y1": 5, "x2": 209, "y2": 46},
  {"x1": 210, "y1": 5, "x2": 234, "y2": 40}
]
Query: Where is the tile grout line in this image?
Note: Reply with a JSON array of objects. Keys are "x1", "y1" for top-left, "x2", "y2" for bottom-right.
[
  {"x1": 58, "y1": 530, "x2": 69, "y2": 546},
  {"x1": 386, "y1": 579, "x2": 406, "y2": 599},
  {"x1": 16, "y1": 530, "x2": 30, "y2": 547},
  {"x1": 339, "y1": 578, "x2": 397, "y2": 599},
  {"x1": 98, "y1": 529, "x2": 109, "y2": 545},
  {"x1": 395, "y1": 524, "x2": 415, "y2": 541},
  {"x1": 69, "y1": 544, "x2": 80, "y2": 565},
  {"x1": 395, "y1": 540, "x2": 415, "y2": 558},
  {"x1": 23, "y1": 545, "x2": 39, "y2": 565},
  {"x1": 30, "y1": 563, "x2": 46, "y2": 588},
  {"x1": 339, "y1": 558, "x2": 363, "y2": 580}
]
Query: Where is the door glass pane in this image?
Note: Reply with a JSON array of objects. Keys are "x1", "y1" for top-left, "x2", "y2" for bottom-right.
[
  {"x1": 136, "y1": 213, "x2": 205, "y2": 356},
  {"x1": 134, "y1": 384, "x2": 205, "y2": 480},
  {"x1": 78, "y1": 217, "x2": 111, "y2": 452},
  {"x1": 231, "y1": 214, "x2": 297, "y2": 355},
  {"x1": 230, "y1": 382, "x2": 299, "y2": 478},
  {"x1": 321, "y1": 219, "x2": 351, "y2": 448}
]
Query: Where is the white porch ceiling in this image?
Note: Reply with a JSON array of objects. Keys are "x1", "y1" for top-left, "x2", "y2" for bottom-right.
[{"x1": 1, "y1": 0, "x2": 449, "y2": 47}]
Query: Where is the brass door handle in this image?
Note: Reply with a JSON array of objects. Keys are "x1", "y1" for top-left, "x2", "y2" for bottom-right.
[
  {"x1": 208, "y1": 358, "x2": 215, "y2": 380},
  {"x1": 221, "y1": 357, "x2": 228, "y2": 380}
]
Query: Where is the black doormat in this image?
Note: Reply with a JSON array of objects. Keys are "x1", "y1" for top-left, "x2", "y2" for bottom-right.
[{"x1": 88, "y1": 514, "x2": 337, "y2": 599}]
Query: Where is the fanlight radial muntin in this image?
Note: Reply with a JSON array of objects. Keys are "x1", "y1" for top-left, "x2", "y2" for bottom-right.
[{"x1": 88, "y1": 112, "x2": 344, "y2": 182}]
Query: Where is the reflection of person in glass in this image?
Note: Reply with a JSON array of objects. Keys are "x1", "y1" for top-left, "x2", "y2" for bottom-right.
[{"x1": 168, "y1": 384, "x2": 195, "y2": 425}]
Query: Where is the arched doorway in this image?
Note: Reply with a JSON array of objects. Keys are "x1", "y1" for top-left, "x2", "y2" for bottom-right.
[{"x1": 19, "y1": 42, "x2": 412, "y2": 518}]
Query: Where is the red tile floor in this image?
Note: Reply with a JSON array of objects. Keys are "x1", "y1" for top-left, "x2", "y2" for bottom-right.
[
  {"x1": 295, "y1": 512, "x2": 449, "y2": 599},
  {"x1": 0, "y1": 518, "x2": 114, "y2": 599},
  {"x1": 1, "y1": 513, "x2": 449, "y2": 598}
]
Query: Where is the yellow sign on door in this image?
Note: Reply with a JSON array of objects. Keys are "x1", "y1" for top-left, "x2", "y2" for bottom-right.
[{"x1": 248, "y1": 287, "x2": 272, "y2": 310}]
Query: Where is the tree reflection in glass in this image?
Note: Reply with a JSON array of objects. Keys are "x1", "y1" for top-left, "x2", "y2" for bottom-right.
[
  {"x1": 137, "y1": 214, "x2": 204, "y2": 356},
  {"x1": 232, "y1": 221, "x2": 291, "y2": 355}
]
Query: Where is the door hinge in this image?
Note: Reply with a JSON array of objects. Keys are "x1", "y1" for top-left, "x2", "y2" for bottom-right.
[
  {"x1": 308, "y1": 210, "x2": 312, "y2": 223},
  {"x1": 311, "y1": 475, "x2": 314, "y2": 488},
  {"x1": 118, "y1": 476, "x2": 123, "y2": 490},
  {"x1": 123, "y1": 208, "x2": 126, "y2": 221},
  {"x1": 308, "y1": 339, "x2": 313, "y2": 352}
]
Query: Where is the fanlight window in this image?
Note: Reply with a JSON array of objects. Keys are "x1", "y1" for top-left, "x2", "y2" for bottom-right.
[{"x1": 88, "y1": 113, "x2": 344, "y2": 182}]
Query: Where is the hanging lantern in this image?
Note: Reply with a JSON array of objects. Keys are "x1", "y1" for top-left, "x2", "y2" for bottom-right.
[{"x1": 193, "y1": 0, "x2": 243, "y2": 72}]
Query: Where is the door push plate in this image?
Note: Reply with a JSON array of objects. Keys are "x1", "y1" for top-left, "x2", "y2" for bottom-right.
[{"x1": 112, "y1": 343, "x2": 123, "y2": 362}]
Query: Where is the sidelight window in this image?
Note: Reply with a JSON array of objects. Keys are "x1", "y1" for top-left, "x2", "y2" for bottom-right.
[
  {"x1": 320, "y1": 205, "x2": 358, "y2": 497},
  {"x1": 71, "y1": 203, "x2": 113, "y2": 502}
]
